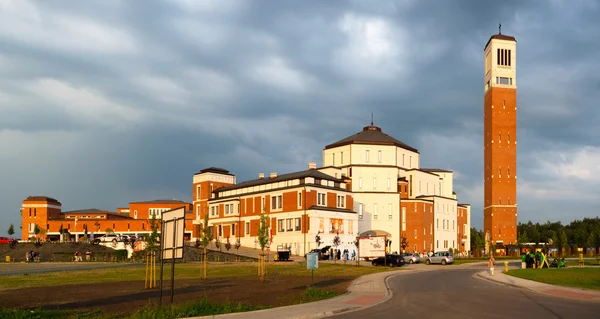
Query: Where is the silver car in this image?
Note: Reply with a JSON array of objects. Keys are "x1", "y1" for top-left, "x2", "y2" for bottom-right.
[
  {"x1": 402, "y1": 252, "x2": 421, "y2": 264},
  {"x1": 425, "y1": 251, "x2": 454, "y2": 265}
]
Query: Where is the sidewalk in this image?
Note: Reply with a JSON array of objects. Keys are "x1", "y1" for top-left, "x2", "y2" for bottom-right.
[
  {"x1": 185, "y1": 268, "x2": 415, "y2": 319},
  {"x1": 476, "y1": 270, "x2": 600, "y2": 302}
]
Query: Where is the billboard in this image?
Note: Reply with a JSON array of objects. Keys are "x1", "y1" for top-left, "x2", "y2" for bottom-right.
[
  {"x1": 161, "y1": 207, "x2": 186, "y2": 260},
  {"x1": 358, "y1": 236, "x2": 386, "y2": 258}
]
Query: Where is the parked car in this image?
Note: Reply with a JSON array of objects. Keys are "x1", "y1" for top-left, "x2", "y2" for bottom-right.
[
  {"x1": 304, "y1": 246, "x2": 331, "y2": 260},
  {"x1": 402, "y1": 252, "x2": 421, "y2": 264},
  {"x1": 0, "y1": 236, "x2": 10, "y2": 244},
  {"x1": 371, "y1": 254, "x2": 405, "y2": 267},
  {"x1": 99, "y1": 234, "x2": 119, "y2": 243},
  {"x1": 425, "y1": 251, "x2": 454, "y2": 265}
]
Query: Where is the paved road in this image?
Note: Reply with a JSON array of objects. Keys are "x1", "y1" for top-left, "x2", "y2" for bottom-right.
[{"x1": 331, "y1": 263, "x2": 600, "y2": 318}]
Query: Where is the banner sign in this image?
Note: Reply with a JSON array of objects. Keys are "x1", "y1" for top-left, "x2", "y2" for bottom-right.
[
  {"x1": 306, "y1": 253, "x2": 318, "y2": 270},
  {"x1": 358, "y1": 236, "x2": 386, "y2": 258}
]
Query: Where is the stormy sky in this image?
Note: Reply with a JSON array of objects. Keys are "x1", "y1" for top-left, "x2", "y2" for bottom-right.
[{"x1": 1, "y1": 0, "x2": 599, "y2": 236}]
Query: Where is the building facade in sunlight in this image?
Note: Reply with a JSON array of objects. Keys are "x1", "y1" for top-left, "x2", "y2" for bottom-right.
[
  {"x1": 483, "y1": 30, "x2": 518, "y2": 249},
  {"x1": 20, "y1": 196, "x2": 193, "y2": 241},
  {"x1": 197, "y1": 123, "x2": 471, "y2": 256}
]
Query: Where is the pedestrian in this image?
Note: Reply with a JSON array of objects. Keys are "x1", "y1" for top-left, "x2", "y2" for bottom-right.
[
  {"x1": 85, "y1": 249, "x2": 91, "y2": 261},
  {"x1": 521, "y1": 251, "x2": 526, "y2": 269},
  {"x1": 488, "y1": 255, "x2": 495, "y2": 276},
  {"x1": 336, "y1": 249, "x2": 341, "y2": 261}
]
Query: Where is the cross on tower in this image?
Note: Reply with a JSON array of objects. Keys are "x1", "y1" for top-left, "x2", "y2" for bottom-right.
[{"x1": 499, "y1": 23, "x2": 502, "y2": 34}]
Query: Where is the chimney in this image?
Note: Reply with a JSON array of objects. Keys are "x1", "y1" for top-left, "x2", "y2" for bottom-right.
[
  {"x1": 258, "y1": 173, "x2": 264, "y2": 179},
  {"x1": 308, "y1": 162, "x2": 317, "y2": 170},
  {"x1": 270, "y1": 172, "x2": 277, "y2": 179}
]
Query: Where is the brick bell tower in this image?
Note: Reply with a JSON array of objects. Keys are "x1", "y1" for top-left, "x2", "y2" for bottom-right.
[{"x1": 484, "y1": 25, "x2": 517, "y2": 246}]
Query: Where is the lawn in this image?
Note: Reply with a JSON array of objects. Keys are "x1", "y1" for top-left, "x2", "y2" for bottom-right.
[
  {"x1": 452, "y1": 257, "x2": 518, "y2": 265},
  {"x1": 506, "y1": 268, "x2": 600, "y2": 291},
  {"x1": 0, "y1": 262, "x2": 393, "y2": 290}
]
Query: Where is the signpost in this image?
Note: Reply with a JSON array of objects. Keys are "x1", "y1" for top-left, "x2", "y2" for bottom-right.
[
  {"x1": 306, "y1": 252, "x2": 318, "y2": 286},
  {"x1": 159, "y1": 206, "x2": 186, "y2": 305}
]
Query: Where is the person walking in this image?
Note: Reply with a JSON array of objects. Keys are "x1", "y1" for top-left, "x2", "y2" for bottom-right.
[{"x1": 488, "y1": 255, "x2": 496, "y2": 276}]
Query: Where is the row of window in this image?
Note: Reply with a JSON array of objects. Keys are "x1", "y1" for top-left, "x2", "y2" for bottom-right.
[
  {"x1": 358, "y1": 203, "x2": 393, "y2": 220},
  {"x1": 497, "y1": 133, "x2": 511, "y2": 143},
  {"x1": 496, "y1": 77, "x2": 513, "y2": 85},
  {"x1": 277, "y1": 218, "x2": 302, "y2": 232},
  {"x1": 497, "y1": 48, "x2": 512, "y2": 67},
  {"x1": 358, "y1": 177, "x2": 393, "y2": 190},
  {"x1": 437, "y1": 219, "x2": 455, "y2": 231},
  {"x1": 437, "y1": 240, "x2": 456, "y2": 249},
  {"x1": 331, "y1": 150, "x2": 414, "y2": 167}
]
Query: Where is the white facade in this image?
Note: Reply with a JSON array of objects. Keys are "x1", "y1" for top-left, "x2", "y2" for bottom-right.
[{"x1": 431, "y1": 196, "x2": 458, "y2": 252}]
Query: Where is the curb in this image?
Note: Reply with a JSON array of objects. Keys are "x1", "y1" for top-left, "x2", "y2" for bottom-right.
[{"x1": 475, "y1": 271, "x2": 600, "y2": 303}]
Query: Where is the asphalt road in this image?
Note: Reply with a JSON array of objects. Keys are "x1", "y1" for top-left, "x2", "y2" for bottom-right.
[{"x1": 331, "y1": 263, "x2": 600, "y2": 319}]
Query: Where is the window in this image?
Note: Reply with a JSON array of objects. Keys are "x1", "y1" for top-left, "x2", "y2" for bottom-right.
[
  {"x1": 337, "y1": 195, "x2": 345, "y2": 208},
  {"x1": 246, "y1": 221, "x2": 250, "y2": 235},
  {"x1": 498, "y1": 168, "x2": 501, "y2": 177},
  {"x1": 359, "y1": 204, "x2": 363, "y2": 219},
  {"x1": 378, "y1": 150, "x2": 382, "y2": 163},
  {"x1": 437, "y1": 219, "x2": 439, "y2": 229},
  {"x1": 497, "y1": 48, "x2": 511, "y2": 66},
  {"x1": 453, "y1": 220, "x2": 455, "y2": 230},
  {"x1": 402, "y1": 207, "x2": 406, "y2": 231},
  {"x1": 409, "y1": 156, "x2": 412, "y2": 167},
  {"x1": 508, "y1": 168, "x2": 511, "y2": 177},
  {"x1": 196, "y1": 185, "x2": 201, "y2": 199},
  {"x1": 413, "y1": 229, "x2": 417, "y2": 238},
  {"x1": 359, "y1": 178, "x2": 363, "y2": 189},
  {"x1": 373, "y1": 204, "x2": 378, "y2": 219},
  {"x1": 295, "y1": 218, "x2": 301, "y2": 231},
  {"x1": 209, "y1": 184, "x2": 213, "y2": 197},
  {"x1": 497, "y1": 77, "x2": 510, "y2": 85},
  {"x1": 366, "y1": 150, "x2": 370, "y2": 162},
  {"x1": 332, "y1": 153, "x2": 335, "y2": 165},
  {"x1": 498, "y1": 133, "x2": 501, "y2": 143},
  {"x1": 278, "y1": 220, "x2": 284, "y2": 232},
  {"x1": 286, "y1": 219, "x2": 293, "y2": 231},
  {"x1": 34, "y1": 209, "x2": 36, "y2": 217},
  {"x1": 387, "y1": 178, "x2": 390, "y2": 189},
  {"x1": 373, "y1": 178, "x2": 377, "y2": 189},
  {"x1": 134, "y1": 210, "x2": 138, "y2": 219},
  {"x1": 271, "y1": 195, "x2": 282, "y2": 210},
  {"x1": 508, "y1": 198, "x2": 511, "y2": 205},
  {"x1": 499, "y1": 199, "x2": 502, "y2": 205},
  {"x1": 261, "y1": 197, "x2": 265, "y2": 211},
  {"x1": 298, "y1": 192, "x2": 302, "y2": 207},
  {"x1": 225, "y1": 204, "x2": 230, "y2": 214},
  {"x1": 317, "y1": 193, "x2": 326, "y2": 206},
  {"x1": 402, "y1": 154, "x2": 405, "y2": 166},
  {"x1": 388, "y1": 204, "x2": 392, "y2": 219},
  {"x1": 341, "y1": 151, "x2": 343, "y2": 164},
  {"x1": 231, "y1": 224, "x2": 236, "y2": 236},
  {"x1": 508, "y1": 134, "x2": 511, "y2": 142},
  {"x1": 436, "y1": 240, "x2": 439, "y2": 249}
]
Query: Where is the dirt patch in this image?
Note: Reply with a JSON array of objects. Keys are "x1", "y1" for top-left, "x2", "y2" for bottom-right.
[{"x1": 0, "y1": 274, "x2": 353, "y2": 316}]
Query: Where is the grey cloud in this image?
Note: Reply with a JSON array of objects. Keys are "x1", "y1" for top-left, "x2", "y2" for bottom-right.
[{"x1": 1, "y1": 0, "x2": 600, "y2": 234}]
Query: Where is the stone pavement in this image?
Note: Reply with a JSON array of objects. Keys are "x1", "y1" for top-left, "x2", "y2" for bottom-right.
[
  {"x1": 185, "y1": 268, "x2": 415, "y2": 319},
  {"x1": 476, "y1": 269, "x2": 600, "y2": 302}
]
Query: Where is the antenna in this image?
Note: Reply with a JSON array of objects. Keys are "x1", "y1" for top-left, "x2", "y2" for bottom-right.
[{"x1": 499, "y1": 23, "x2": 502, "y2": 35}]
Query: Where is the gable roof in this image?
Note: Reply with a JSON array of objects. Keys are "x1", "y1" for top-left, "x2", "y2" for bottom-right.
[
  {"x1": 215, "y1": 169, "x2": 345, "y2": 193},
  {"x1": 324, "y1": 125, "x2": 419, "y2": 153},
  {"x1": 195, "y1": 167, "x2": 235, "y2": 176}
]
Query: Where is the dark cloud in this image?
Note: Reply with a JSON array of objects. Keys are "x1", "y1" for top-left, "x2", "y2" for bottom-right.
[{"x1": 1, "y1": 0, "x2": 599, "y2": 235}]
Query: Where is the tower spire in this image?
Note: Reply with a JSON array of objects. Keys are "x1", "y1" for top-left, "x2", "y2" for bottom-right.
[{"x1": 499, "y1": 23, "x2": 502, "y2": 35}]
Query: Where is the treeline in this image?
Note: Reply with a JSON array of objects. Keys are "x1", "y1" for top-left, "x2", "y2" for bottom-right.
[{"x1": 471, "y1": 217, "x2": 600, "y2": 253}]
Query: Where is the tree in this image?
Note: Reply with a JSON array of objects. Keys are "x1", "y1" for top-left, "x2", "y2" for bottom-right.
[
  {"x1": 34, "y1": 224, "x2": 40, "y2": 238},
  {"x1": 257, "y1": 211, "x2": 270, "y2": 282},
  {"x1": 332, "y1": 233, "x2": 341, "y2": 263},
  {"x1": 7, "y1": 224, "x2": 14, "y2": 237},
  {"x1": 146, "y1": 212, "x2": 159, "y2": 249},
  {"x1": 105, "y1": 228, "x2": 114, "y2": 234},
  {"x1": 516, "y1": 230, "x2": 530, "y2": 252},
  {"x1": 400, "y1": 233, "x2": 409, "y2": 253},
  {"x1": 557, "y1": 229, "x2": 568, "y2": 256},
  {"x1": 470, "y1": 228, "x2": 485, "y2": 257},
  {"x1": 315, "y1": 231, "x2": 323, "y2": 248},
  {"x1": 199, "y1": 212, "x2": 213, "y2": 279},
  {"x1": 587, "y1": 232, "x2": 596, "y2": 256}
]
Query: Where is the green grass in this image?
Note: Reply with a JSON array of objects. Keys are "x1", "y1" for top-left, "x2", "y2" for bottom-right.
[
  {"x1": 301, "y1": 287, "x2": 339, "y2": 302},
  {"x1": 0, "y1": 298, "x2": 267, "y2": 319},
  {"x1": 0, "y1": 263, "x2": 392, "y2": 290},
  {"x1": 452, "y1": 256, "x2": 518, "y2": 265},
  {"x1": 506, "y1": 268, "x2": 600, "y2": 290}
]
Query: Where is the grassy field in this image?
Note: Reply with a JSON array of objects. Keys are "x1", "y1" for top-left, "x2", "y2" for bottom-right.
[
  {"x1": 0, "y1": 262, "x2": 394, "y2": 290},
  {"x1": 506, "y1": 268, "x2": 600, "y2": 290}
]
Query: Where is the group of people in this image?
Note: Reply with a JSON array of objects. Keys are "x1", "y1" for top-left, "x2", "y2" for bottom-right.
[
  {"x1": 25, "y1": 250, "x2": 40, "y2": 262},
  {"x1": 73, "y1": 249, "x2": 92, "y2": 262},
  {"x1": 521, "y1": 250, "x2": 547, "y2": 268},
  {"x1": 328, "y1": 248, "x2": 356, "y2": 262}
]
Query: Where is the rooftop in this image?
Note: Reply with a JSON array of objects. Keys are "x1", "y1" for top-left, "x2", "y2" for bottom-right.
[
  {"x1": 485, "y1": 33, "x2": 516, "y2": 50},
  {"x1": 129, "y1": 199, "x2": 189, "y2": 205},
  {"x1": 215, "y1": 169, "x2": 346, "y2": 193},
  {"x1": 421, "y1": 168, "x2": 453, "y2": 173},
  {"x1": 324, "y1": 124, "x2": 419, "y2": 153},
  {"x1": 23, "y1": 196, "x2": 61, "y2": 204},
  {"x1": 195, "y1": 167, "x2": 235, "y2": 176}
]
